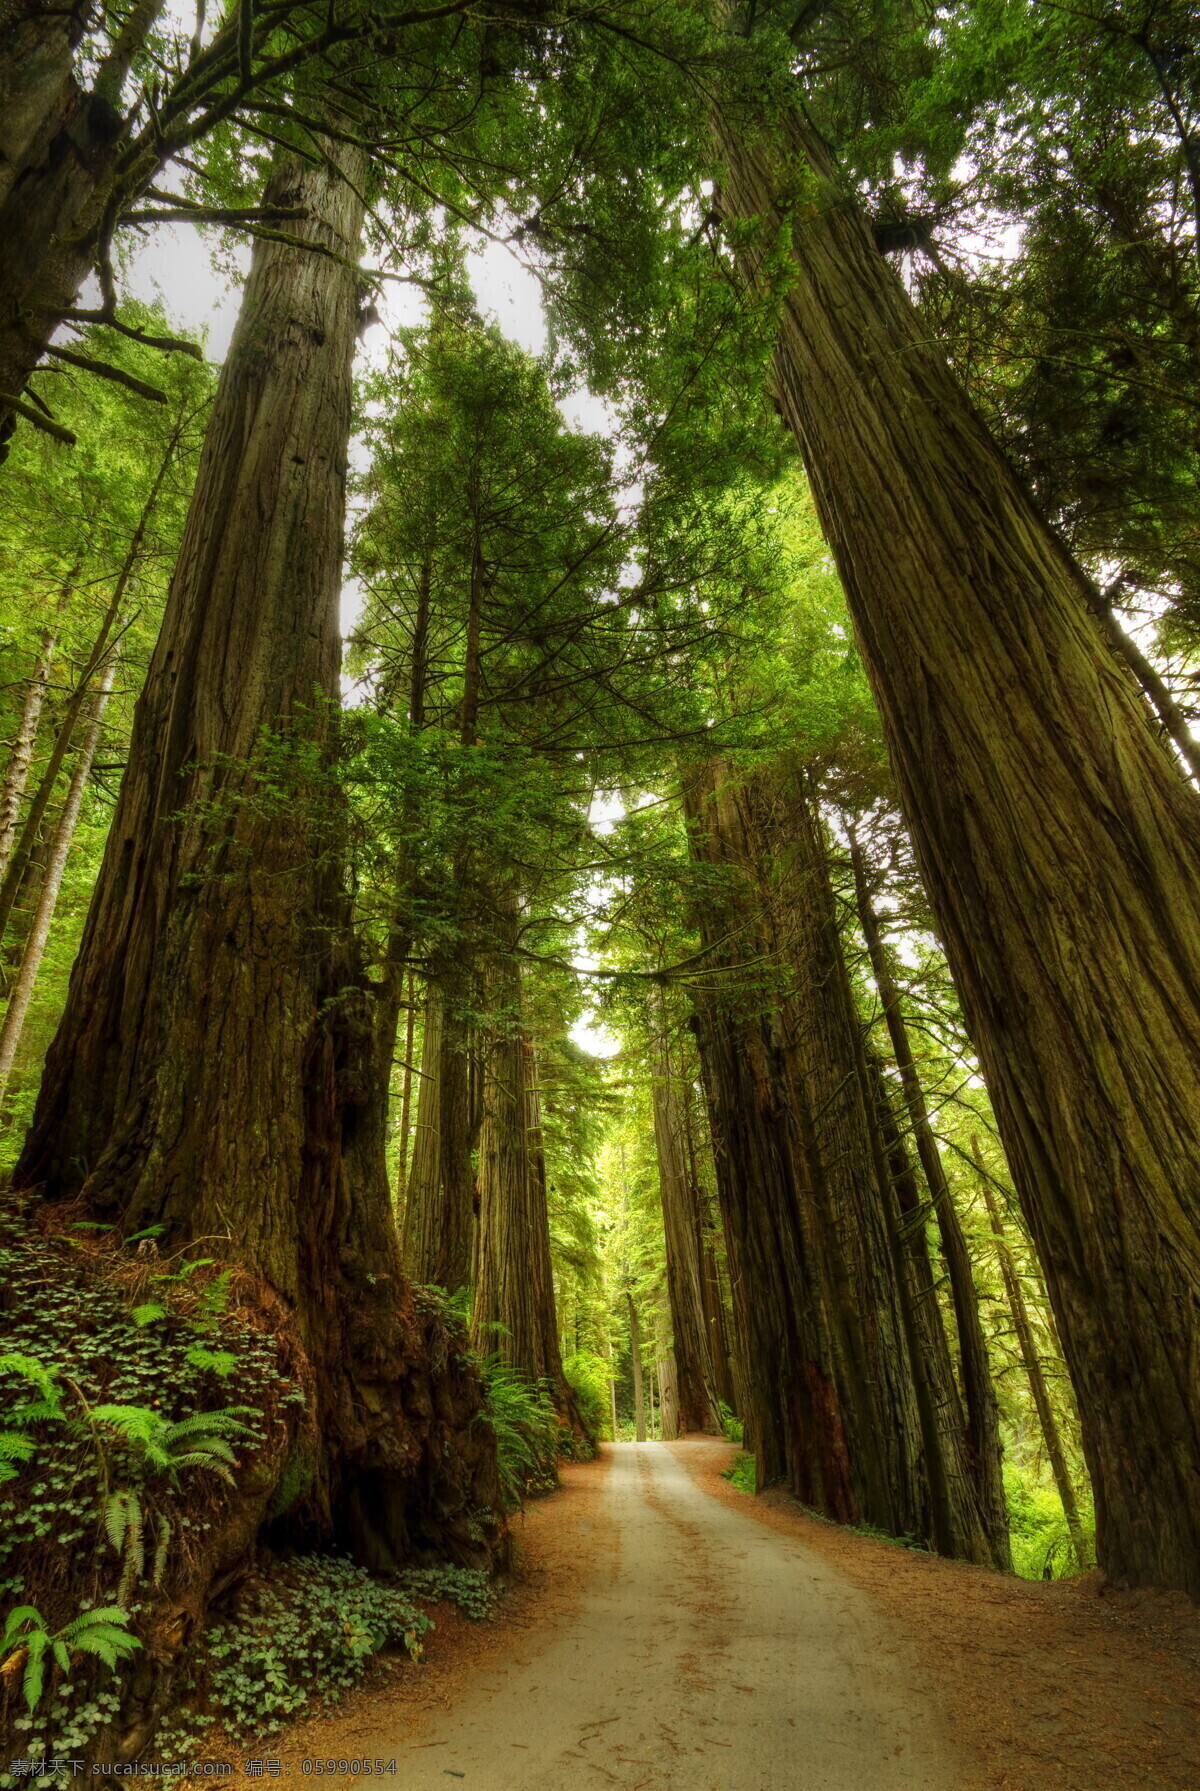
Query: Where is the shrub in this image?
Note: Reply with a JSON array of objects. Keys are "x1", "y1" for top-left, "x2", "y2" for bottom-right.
[
  {"x1": 1004, "y1": 1461, "x2": 1094, "y2": 1579},
  {"x1": 562, "y1": 1351, "x2": 610, "y2": 1443}
]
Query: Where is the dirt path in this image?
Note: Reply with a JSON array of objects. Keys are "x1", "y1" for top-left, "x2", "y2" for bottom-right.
[{"x1": 344, "y1": 1441, "x2": 957, "y2": 1790}]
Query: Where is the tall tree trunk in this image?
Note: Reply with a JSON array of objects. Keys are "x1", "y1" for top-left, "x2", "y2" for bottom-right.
[
  {"x1": 649, "y1": 998, "x2": 722, "y2": 1433},
  {"x1": 434, "y1": 960, "x2": 478, "y2": 1293},
  {"x1": 657, "y1": 1350, "x2": 681, "y2": 1441},
  {"x1": 401, "y1": 986, "x2": 444, "y2": 1282},
  {"x1": 849, "y1": 829, "x2": 1011, "y2": 1568},
  {"x1": 0, "y1": 574, "x2": 70, "y2": 881},
  {"x1": 683, "y1": 757, "x2": 926, "y2": 1541},
  {"x1": 681, "y1": 1075, "x2": 737, "y2": 1412},
  {"x1": 13, "y1": 138, "x2": 500, "y2": 1565},
  {"x1": 394, "y1": 971, "x2": 417, "y2": 1206},
  {"x1": 714, "y1": 82, "x2": 1200, "y2": 1594},
  {"x1": 471, "y1": 931, "x2": 571, "y2": 1417},
  {"x1": 973, "y1": 1138, "x2": 1089, "y2": 1569},
  {"x1": 0, "y1": 422, "x2": 177, "y2": 943},
  {"x1": 0, "y1": 647, "x2": 115, "y2": 1101},
  {"x1": 627, "y1": 1291, "x2": 646, "y2": 1442}
]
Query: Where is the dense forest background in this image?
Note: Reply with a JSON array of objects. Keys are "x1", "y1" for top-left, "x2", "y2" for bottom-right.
[{"x1": 1, "y1": 0, "x2": 1198, "y2": 1769}]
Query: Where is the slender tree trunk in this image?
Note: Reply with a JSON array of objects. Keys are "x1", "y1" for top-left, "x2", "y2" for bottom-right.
[
  {"x1": 649, "y1": 998, "x2": 722, "y2": 1433},
  {"x1": 681, "y1": 1077, "x2": 737, "y2": 1412},
  {"x1": 849, "y1": 830, "x2": 1011, "y2": 1567},
  {"x1": 973, "y1": 1138, "x2": 1089, "y2": 1568},
  {"x1": 13, "y1": 138, "x2": 501, "y2": 1565},
  {"x1": 715, "y1": 86, "x2": 1200, "y2": 1594},
  {"x1": 0, "y1": 423, "x2": 177, "y2": 943},
  {"x1": 435, "y1": 961, "x2": 477, "y2": 1293},
  {"x1": 605, "y1": 1334, "x2": 618, "y2": 1440},
  {"x1": 394, "y1": 971, "x2": 417, "y2": 1207},
  {"x1": 627, "y1": 1292, "x2": 646, "y2": 1442},
  {"x1": 0, "y1": 578, "x2": 69, "y2": 881},
  {"x1": 471, "y1": 928, "x2": 571, "y2": 1418},
  {"x1": 0, "y1": 649, "x2": 115, "y2": 1101},
  {"x1": 401, "y1": 987, "x2": 444, "y2": 1282}
]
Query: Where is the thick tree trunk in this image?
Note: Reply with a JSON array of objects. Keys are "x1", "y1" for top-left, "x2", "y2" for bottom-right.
[
  {"x1": 13, "y1": 138, "x2": 501, "y2": 1564},
  {"x1": 0, "y1": 647, "x2": 114, "y2": 1100},
  {"x1": 683, "y1": 758, "x2": 927, "y2": 1541},
  {"x1": 850, "y1": 832, "x2": 1011, "y2": 1568},
  {"x1": 649, "y1": 1000, "x2": 722, "y2": 1433},
  {"x1": 715, "y1": 92, "x2": 1200, "y2": 1594}
]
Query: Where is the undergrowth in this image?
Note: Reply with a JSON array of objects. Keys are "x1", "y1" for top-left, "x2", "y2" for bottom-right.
[
  {"x1": 721, "y1": 1450, "x2": 756, "y2": 1495},
  {"x1": 0, "y1": 1201, "x2": 302, "y2": 1782},
  {"x1": 480, "y1": 1359, "x2": 560, "y2": 1505},
  {"x1": 153, "y1": 1556, "x2": 496, "y2": 1754},
  {"x1": 1005, "y1": 1460, "x2": 1095, "y2": 1580}
]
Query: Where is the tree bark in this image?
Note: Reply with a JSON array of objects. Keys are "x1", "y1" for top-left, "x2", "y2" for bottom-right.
[
  {"x1": 974, "y1": 1137, "x2": 1089, "y2": 1569},
  {"x1": 0, "y1": 646, "x2": 115, "y2": 1101},
  {"x1": 683, "y1": 757, "x2": 925, "y2": 1539},
  {"x1": 849, "y1": 830, "x2": 1011, "y2": 1569},
  {"x1": 394, "y1": 971, "x2": 417, "y2": 1206},
  {"x1": 471, "y1": 929, "x2": 572, "y2": 1420},
  {"x1": 627, "y1": 1291, "x2": 646, "y2": 1442},
  {"x1": 649, "y1": 997, "x2": 722, "y2": 1433},
  {"x1": 13, "y1": 137, "x2": 501, "y2": 1565},
  {"x1": 657, "y1": 1350, "x2": 681, "y2": 1440},
  {"x1": 401, "y1": 986, "x2": 444, "y2": 1282},
  {"x1": 714, "y1": 86, "x2": 1200, "y2": 1594},
  {"x1": 681, "y1": 1075, "x2": 737, "y2": 1412},
  {"x1": 0, "y1": 582, "x2": 68, "y2": 882}
]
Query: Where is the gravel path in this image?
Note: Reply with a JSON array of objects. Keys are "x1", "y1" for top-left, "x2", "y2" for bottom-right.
[{"x1": 353, "y1": 1441, "x2": 957, "y2": 1790}]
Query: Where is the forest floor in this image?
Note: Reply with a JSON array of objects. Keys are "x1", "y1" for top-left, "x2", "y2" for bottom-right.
[{"x1": 218, "y1": 1440, "x2": 1200, "y2": 1790}]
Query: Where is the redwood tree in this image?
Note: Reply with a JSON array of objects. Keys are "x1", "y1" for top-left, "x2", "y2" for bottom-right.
[
  {"x1": 711, "y1": 25, "x2": 1200, "y2": 1595},
  {"x1": 14, "y1": 136, "x2": 499, "y2": 1564}
]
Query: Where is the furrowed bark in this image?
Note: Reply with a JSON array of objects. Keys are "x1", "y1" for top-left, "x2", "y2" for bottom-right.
[
  {"x1": 714, "y1": 82, "x2": 1200, "y2": 1594},
  {"x1": 683, "y1": 757, "x2": 926, "y2": 1538},
  {"x1": 14, "y1": 136, "x2": 501, "y2": 1564},
  {"x1": 400, "y1": 985, "x2": 445, "y2": 1282}
]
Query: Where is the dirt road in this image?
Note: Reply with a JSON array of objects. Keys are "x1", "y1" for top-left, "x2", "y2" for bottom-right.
[{"x1": 352, "y1": 1442, "x2": 957, "y2": 1790}]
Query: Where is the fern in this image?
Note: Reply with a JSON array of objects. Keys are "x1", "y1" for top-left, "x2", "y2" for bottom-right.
[{"x1": 1, "y1": 1604, "x2": 139, "y2": 1712}]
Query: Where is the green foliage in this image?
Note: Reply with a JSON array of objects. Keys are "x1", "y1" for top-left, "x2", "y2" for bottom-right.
[
  {"x1": 154, "y1": 1556, "x2": 495, "y2": 1755},
  {"x1": 85, "y1": 1403, "x2": 253, "y2": 1488},
  {"x1": 1005, "y1": 1462, "x2": 1096, "y2": 1582},
  {"x1": 721, "y1": 1451, "x2": 756, "y2": 1496},
  {"x1": 1, "y1": 1604, "x2": 140, "y2": 1715},
  {"x1": 562, "y1": 1352, "x2": 611, "y2": 1443},
  {"x1": 479, "y1": 1359, "x2": 561, "y2": 1508},
  {"x1": 718, "y1": 1402, "x2": 743, "y2": 1446}
]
